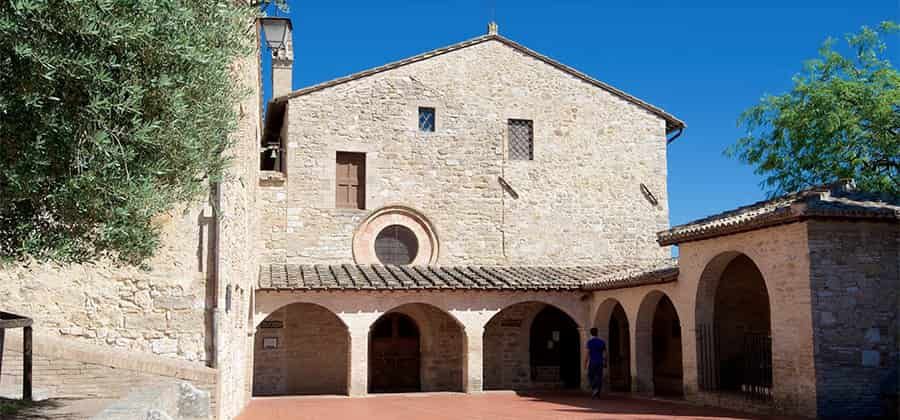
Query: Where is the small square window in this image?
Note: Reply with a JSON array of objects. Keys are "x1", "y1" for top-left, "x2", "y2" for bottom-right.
[
  {"x1": 418, "y1": 107, "x2": 435, "y2": 132},
  {"x1": 508, "y1": 119, "x2": 533, "y2": 160}
]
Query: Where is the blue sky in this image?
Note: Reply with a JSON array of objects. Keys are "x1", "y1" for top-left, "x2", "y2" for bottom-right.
[{"x1": 261, "y1": 0, "x2": 896, "y2": 229}]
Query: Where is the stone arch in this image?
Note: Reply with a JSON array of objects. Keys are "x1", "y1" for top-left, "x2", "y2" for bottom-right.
[
  {"x1": 635, "y1": 290, "x2": 683, "y2": 396},
  {"x1": 483, "y1": 301, "x2": 581, "y2": 390},
  {"x1": 252, "y1": 302, "x2": 350, "y2": 396},
  {"x1": 695, "y1": 251, "x2": 772, "y2": 396},
  {"x1": 352, "y1": 205, "x2": 440, "y2": 265},
  {"x1": 593, "y1": 298, "x2": 631, "y2": 392},
  {"x1": 369, "y1": 303, "x2": 465, "y2": 393}
]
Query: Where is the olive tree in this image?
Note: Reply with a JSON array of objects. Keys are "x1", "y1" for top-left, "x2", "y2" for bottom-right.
[{"x1": 0, "y1": 0, "x2": 269, "y2": 264}]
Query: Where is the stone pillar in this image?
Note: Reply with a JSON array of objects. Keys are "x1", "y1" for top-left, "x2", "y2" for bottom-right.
[
  {"x1": 463, "y1": 326, "x2": 484, "y2": 393},
  {"x1": 348, "y1": 329, "x2": 369, "y2": 397}
]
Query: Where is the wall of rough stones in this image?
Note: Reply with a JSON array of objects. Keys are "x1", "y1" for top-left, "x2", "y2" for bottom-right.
[
  {"x1": 212, "y1": 39, "x2": 263, "y2": 420},
  {"x1": 252, "y1": 303, "x2": 349, "y2": 396},
  {"x1": 1, "y1": 330, "x2": 215, "y2": 405},
  {"x1": 806, "y1": 220, "x2": 899, "y2": 418},
  {"x1": 0, "y1": 211, "x2": 212, "y2": 363},
  {"x1": 262, "y1": 38, "x2": 671, "y2": 266}
]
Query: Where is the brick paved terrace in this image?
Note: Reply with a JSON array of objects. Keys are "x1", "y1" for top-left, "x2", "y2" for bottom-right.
[{"x1": 237, "y1": 392, "x2": 804, "y2": 420}]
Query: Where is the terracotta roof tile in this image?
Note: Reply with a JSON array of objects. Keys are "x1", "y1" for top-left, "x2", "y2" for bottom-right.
[
  {"x1": 658, "y1": 180, "x2": 900, "y2": 246},
  {"x1": 259, "y1": 262, "x2": 678, "y2": 292}
]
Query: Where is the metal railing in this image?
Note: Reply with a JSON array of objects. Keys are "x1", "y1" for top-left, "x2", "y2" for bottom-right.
[{"x1": 697, "y1": 323, "x2": 772, "y2": 401}]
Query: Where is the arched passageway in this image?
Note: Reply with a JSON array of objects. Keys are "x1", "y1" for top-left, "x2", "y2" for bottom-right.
[
  {"x1": 369, "y1": 303, "x2": 464, "y2": 393},
  {"x1": 607, "y1": 304, "x2": 631, "y2": 392},
  {"x1": 530, "y1": 306, "x2": 581, "y2": 388},
  {"x1": 652, "y1": 295, "x2": 683, "y2": 397},
  {"x1": 252, "y1": 303, "x2": 349, "y2": 396},
  {"x1": 593, "y1": 299, "x2": 631, "y2": 392},
  {"x1": 635, "y1": 291, "x2": 683, "y2": 397},
  {"x1": 696, "y1": 253, "x2": 773, "y2": 399},
  {"x1": 484, "y1": 302, "x2": 581, "y2": 390}
]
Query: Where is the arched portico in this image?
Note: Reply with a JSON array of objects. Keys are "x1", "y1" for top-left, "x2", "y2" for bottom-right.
[
  {"x1": 483, "y1": 301, "x2": 582, "y2": 390},
  {"x1": 252, "y1": 302, "x2": 350, "y2": 396},
  {"x1": 695, "y1": 252, "x2": 772, "y2": 399},
  {"x1": 370, "y1": 303, "x2": 465, "y2": 393},
  {"x1": 635, "y1": 290, "x2": 683, "y2": 397},
  {"x1": 253, "y1": 289, "x2": 588, "y2": 396},
  {"x1": 593, "y1": 298, "x2": 631, "y2": 392}
]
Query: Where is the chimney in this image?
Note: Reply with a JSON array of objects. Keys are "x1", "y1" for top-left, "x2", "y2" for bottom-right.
[
  {"x1": 271, "y1": 21, "x2": 293, "y2": 99},
  {"x1": 487, "y1": 21, "x2": 499, "y2": 36}
]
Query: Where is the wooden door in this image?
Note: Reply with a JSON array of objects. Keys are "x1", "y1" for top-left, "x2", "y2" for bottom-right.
[{"x1": 369, "y1": 313, "x2": 420, "y2": 393}]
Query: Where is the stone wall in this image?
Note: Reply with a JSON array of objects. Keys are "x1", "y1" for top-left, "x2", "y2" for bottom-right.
[
  {"x1": 92, "y1": 380, "x2": 210, "y2": 420},
  {"x1": 0, "y1": 210, "x2": 213, "y2": 363},
  {"x1": 1, "y1": 331, "x2": 215, "y2": 405},
  {"x1": 212, "y1": 34, "x2": 263, "y2": 419},
  {"x1": 252, "y1": 303, "x2": 349, "y2": 396},
  {"x1": 806, "y1": 220, "x2": 899, "y2": 418},
  {"x1": 263, "y1": 38, "x2": 670, "y2": 267}
]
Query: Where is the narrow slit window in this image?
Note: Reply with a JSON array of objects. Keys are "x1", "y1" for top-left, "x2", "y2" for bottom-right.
[
  {"x1": 508, "y1": 119, "x2": 533, "y2": 160},
  {"x1": 418, "y1": 107, "x2": 435, "y2": 132}
]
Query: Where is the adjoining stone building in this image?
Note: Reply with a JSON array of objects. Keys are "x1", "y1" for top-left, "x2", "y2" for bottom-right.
[{"x1": 1, "y1": 17, "x2": 897, "y2": 420}]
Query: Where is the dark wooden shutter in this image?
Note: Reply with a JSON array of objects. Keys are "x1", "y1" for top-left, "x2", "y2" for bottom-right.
[{"x1": 336, "y1": 152, "x2": 365, "y2": 209}]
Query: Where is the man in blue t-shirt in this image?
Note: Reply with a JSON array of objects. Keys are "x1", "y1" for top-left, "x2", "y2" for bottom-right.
[{"x1": 584, "y1": 327, "x2": 606, "y2": 398}]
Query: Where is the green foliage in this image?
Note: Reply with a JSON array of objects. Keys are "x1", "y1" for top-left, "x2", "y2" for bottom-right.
[
  {"x1": 0, "y1": 0, "x2": 257, "y2": 265},
  {"x1": 728, "y1": 21, "x2": 900, "y2": 197},
  {"x1": 0, "y1": 398, "x2": 31, "y2": 416}
]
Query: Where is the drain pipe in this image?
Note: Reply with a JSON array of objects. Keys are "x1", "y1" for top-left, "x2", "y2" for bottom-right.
[
  {"x1": 666, "y1": 127, "x2": 684, "y2": 145},
  {"x1": 209, "y1": 181, "x2": 222, "y2": 369}
]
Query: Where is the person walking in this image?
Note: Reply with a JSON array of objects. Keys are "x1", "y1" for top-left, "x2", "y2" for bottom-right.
[{"x1": 584, "y1": 327, "x2": 607, "y2": 398}]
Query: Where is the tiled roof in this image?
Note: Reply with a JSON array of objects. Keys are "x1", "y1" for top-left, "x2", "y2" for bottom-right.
[
  {"x1": 582, "y1": 259, "x2": 679, "y2": 291},
  {"x1": 259, "y1": 260, "x2": 678, "y2": 290},
  {"x1": 658, "y1": 180, "x2": 900, "y2": 246},
  {"x1": 271, "y1": 34, "x2": 685, "y2": 134},
  {"x1": 257, "y1": 263, "x2": 679, "y2": 292}
]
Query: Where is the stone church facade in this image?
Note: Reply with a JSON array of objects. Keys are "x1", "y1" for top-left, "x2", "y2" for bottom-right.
[{"x1": 1, "y1": 19, "x2": 897, "y2": 420}]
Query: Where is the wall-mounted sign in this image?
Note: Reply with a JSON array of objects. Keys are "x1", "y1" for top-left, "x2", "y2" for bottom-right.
[
  {"x1": 500, "y1": 319, "x2": 523, "y2": 328},
  {"x1": 260, "y1": 320, "x2": 284, "y2": 329},
  {"x1": 262, "y1": 337, "x2": 279, "y2": 349}
]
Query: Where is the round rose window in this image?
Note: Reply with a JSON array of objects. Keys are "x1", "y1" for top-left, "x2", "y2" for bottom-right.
[{"x1": 374, "y1": 225, "x2": 419, "y2": 265}]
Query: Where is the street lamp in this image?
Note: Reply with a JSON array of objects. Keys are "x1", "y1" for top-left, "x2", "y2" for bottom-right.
[{"x1": 259, "y1": 17, "x2": 291, "y2": 51}]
